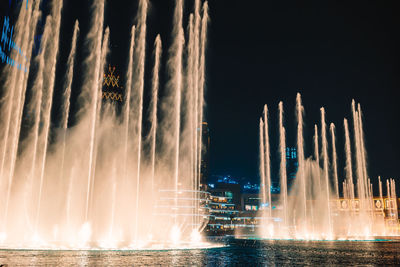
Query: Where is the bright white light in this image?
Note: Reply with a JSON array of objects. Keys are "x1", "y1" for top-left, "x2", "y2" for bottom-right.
[
  {"x1": 190, "y1": 229, "x2": 202, "y2": 243},
  {"x1": 78, "y1": 222, "x2": 92, "y2": 245},
  {"x1": 32, "y1": 232, "x2": 42, "y2": 245},
  {"x1": 170, "y1": 225, "x2": 181, "y2": 245},
  {"x1": 148, "y1": 234, "x2": 153, "y2": 241},
  {"x1": 0, "y1": 232, "x2": 6, "y2": 243},
  {"x1": 267, "y1": 223, "x2": 274, "y2": 237},
  {"x1": 53, "y1": 224, "x2": 59, "y2": 241},
  {"x1": 364, "y1": 226, "x2": 371, "y2": 237}
]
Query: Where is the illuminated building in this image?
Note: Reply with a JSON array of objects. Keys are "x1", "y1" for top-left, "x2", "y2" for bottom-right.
[
  {"x1": 205, "y1": 189, "x2": 239, "y2": 235},
  {"x1": 102, "y1": 65, "x2": 123, "y2": 102},
  {"x1": 335, "y1": 196, "x2": 400, "y2": 232},
  {"x1": 206, "y1": 176, "x2": 279, "y2": 235}
]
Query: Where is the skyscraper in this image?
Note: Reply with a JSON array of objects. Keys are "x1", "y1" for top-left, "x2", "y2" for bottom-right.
[
  {"x1": 286, "y1": 147, "x2": 298, "y2": 191},
  {"x1": 200, "y1": 122, "x2": 210, "y2": 188}
]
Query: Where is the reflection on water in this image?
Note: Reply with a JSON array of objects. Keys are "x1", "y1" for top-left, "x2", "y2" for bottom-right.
[{"x1": 0, "y1": 240, "x2": 399, "y2": 266}]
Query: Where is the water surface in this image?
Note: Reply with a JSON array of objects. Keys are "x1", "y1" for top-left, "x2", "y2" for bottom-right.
[{"x1": 0, "y1": 240, "x2": 399, "y2": 266}]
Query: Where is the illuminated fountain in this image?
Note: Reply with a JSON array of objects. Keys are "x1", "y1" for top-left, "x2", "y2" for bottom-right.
[
  {"x1": 0, "y1": 0, "x2": 212, "y2": 249},
  {"x1": 258, "y1": 93, "x2": 399, "y2": 240}
]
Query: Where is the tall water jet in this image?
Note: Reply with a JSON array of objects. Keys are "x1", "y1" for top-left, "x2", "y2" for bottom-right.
[
  {"x1": 378, "y1": 176, "x2": 384, "y2": 232},
  {"x1": 351, "y1": 101, "x2": 365, "y2": 204},
  {"x1": 296, "y1": 93, "x2": 307, "y2": 230},
  {"x1": 168, "y1": 0, "x2": 185, "y2": 220},
  {"x1": 83, "y1": 0, "x2": 105, "y2": 221},
  {"x1": 357, "y1": 104, "x2": 370, "y2": 206},
  {"x1": 123, "y1": 25, "x2": 136, "y2": 187},
  {"x1": 186, "y1": 14, "x2": 196, "y2": 229},
  {"x1": 89, "y1": 27, "x2": 110, "y2": 223},
  {"x1": 60, "y1": 20, "x2": 79, "y2": 176},
  {"x1": 344, "y1": 119, "x2": 354, "y2": 199},
  {"x1": 278, "y1": 101, "x2": 288, "y2": 226},
  {"x1": 133, "y1": 0, "x2": 148, "y2": 242},
  {"x1": 149, "y1": 35, "x2": 162, "y2": 194},
  {"x1": 259, "y1": 118, "x2": 266, "y2": 216},
  {"x1": 196, "y1": 1, "x2": 209, "y2": 189},
  {"x1": 35, "y1": 0, "x2": 63, "y2": 231},
  {"x1": 320, "y1": 107, "x2": 332, "y2": 236},
  {"x1": 192, "y1": 0, "x2": 201, "y2": 213},
  {"x1": 196, "y1": 0, "x2": 209, "y2": 227},
  {"x1": 27, "y1": 15, "x2": 53, "y2": 233},
  {"x1": 60, "y1": 21, "x2": 79, "y2": 227},
  {"x1": 314, "y1": 125, "x2": 321, "y2": 193},
  {"x1": 330, "y1": 123, "x2": 339, "y2": 199},
  {"x1": 390, "y1": 179, "x2": 398, "y2": 223},
  {"x1": 263, "y1": 105, "x2": 272, "y2": 218}
]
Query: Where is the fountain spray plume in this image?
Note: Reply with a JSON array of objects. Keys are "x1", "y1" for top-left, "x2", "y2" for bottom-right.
[
  {"x1": 5, "y1": 2, "x2": 41, "y2": 212},
  {"x1": 123, "y1": 25, "x2": 136, "y2": 186},
  {"x1": 258, "y1": 96, "x2": 398, "y2": 240},
  {"x1": 330, "y1": 123, "x2": 339, "y2": 199},
  {"x1": 60, "y1": 20, "x2": 80, "y2": 178},
  {"x1": 278, "y1": 101, "x2": 288, "y2": 226},
  {"x1": 149, "y1": 35, "x2": 162, "y2": 195},
  {"x1": 320, "y1": 107, "x2": 332, "y2": 236},
  {"x1": 133, "y1": 0, "x2": 148, "y2": 242},
  {"x1": 296, "y1": 93, "x2": 307, "y2": 230},
  {"x1": 25, "y1": 15, "x2": 53, "y2": 235},
  {"x1": 263, "y1": 105, "x2": 272, "y2": 218},
  {"x1": 61, "y1": 21, "x2": 79, "y2": 130},
  {"x1": 351, "y1": 101, "x2": 365, "y2": 203},
  {"x1": 35, "y1": 0, "x2": 63, "y2": 232},
  {"x1": 0, "y1": 3, "x2": 28, "y2": 181},
  {"x1": 352, "y1": 101, "x2": 374, "y2": 234}
]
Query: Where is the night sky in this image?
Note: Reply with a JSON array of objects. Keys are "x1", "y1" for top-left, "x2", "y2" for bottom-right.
[{"x1": 1, "y1": 0, "x2": 399, "y2": 188}]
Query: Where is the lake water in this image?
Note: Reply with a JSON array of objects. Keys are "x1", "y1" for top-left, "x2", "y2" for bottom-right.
[{"x1": 0, "y1": 239, "x2": 399, "y2": 266}]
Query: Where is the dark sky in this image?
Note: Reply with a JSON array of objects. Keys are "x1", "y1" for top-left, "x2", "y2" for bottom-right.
[
  {"x1": 1, "y1": 0, "x2": 399, "y2": 188},
  {"x1": 205, "y1": 0, "x2": 400, "y2": 186}
]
